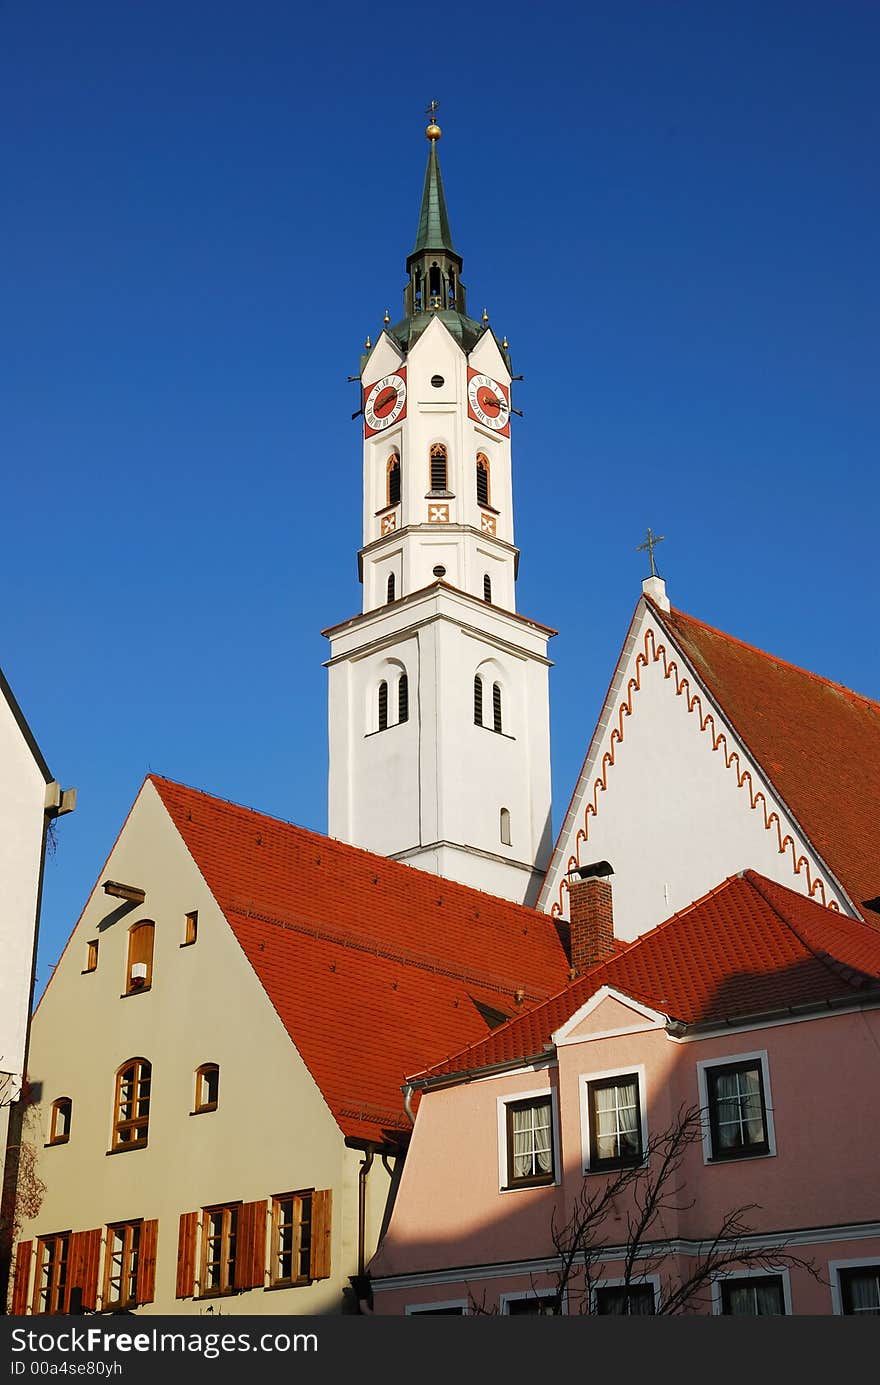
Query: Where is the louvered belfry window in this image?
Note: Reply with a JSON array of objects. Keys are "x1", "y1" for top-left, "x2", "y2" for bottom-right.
[
  {"x1": 398, "y1": 673, "x2": 409, "y2": 724},
  {"x1": 378, "y1": 681, "x2": 388, "y2": 731},
  {"x1": 430, "y1": 443, "x2": 447, "y2": 492},
  {"x1": 473, "y1": 675, "x2": 483, "y2": 726},
  {"x1": 476, "y1": 453, "x2": 490, "y2": 507},
  {"x1": 493, "y1": 682, "x2": 503, "y2": 733},
  {"x1": 387, "y1": 573, "x2": 396, "y2": 603},
  {"x1": 483, "y1": 574, "x2": 492, "y2": 603},
  {"x1": 387, "y1": 455, "x2": 401, "y2": 507}
]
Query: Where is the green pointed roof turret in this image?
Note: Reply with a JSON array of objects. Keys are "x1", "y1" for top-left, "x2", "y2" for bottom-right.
[{"x1": 409, "y1": 131, "x2": 458, "y2": 262}]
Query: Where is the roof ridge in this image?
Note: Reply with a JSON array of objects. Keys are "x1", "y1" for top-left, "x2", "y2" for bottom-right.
[
  {"x1": 654, "y1": 601, "x2": 880, "y2": 714},
  {"x1": 743, "y1": 872, "x2": 879, "y2": 991}
]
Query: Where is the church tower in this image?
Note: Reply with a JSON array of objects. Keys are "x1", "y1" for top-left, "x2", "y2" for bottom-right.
[{"x1": 324, "y1": 115, "x2": 554, "y2": 906}]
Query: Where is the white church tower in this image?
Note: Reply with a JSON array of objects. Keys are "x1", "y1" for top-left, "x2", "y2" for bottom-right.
[{"x1": 324, "y1": 113, "x2": 553, "y2": 906}]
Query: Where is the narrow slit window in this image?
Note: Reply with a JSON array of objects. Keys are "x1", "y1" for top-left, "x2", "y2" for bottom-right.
[
  {"x1": 493, "y1": 682, "x2": 503, "y2": 733},
  {"x1": 473, "y1": 675, "x2": 483, "y2": 726},
  {"x1": 387, "y1": 455, "x2": 401, "y2": 507},
  {"x1": 398, "y1": 673, "x2": 409, "y2": 724},
  {"x1": 483, "y1": 574, "x2": 492, "y2": 603},
  {"x1": 386, "y1": 573, "x2": 395, "y2": 603},
  {"x1": 476, "y1": 453, "x2": 490, "y2": 507},
  {"x1": 378, "y1": 681, "x2": 388, "y2": 732},
  {"x1": 429, "y1": 262, "x2": 440, "y2": 302},
  {"x1": 184, "y1": 911, "x2": 198, "y2": 946},
  {"x1": 84, "y1": 939, "x2": 99, "y2": 973},
  {"x1": 430, "y1": 443, "x2": 447, "y2": 492},
  {"x1": 49, "y1": 1098, "x2": 72, "y2": 1145},
  {"x1": 194, "y1": 1064, "x2": 220, "y2": 1113},
  {"x1": 500, "y1": 808, "x2": 511, "y2": 846}
]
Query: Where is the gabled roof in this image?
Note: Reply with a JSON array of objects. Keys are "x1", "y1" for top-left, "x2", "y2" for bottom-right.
[
  {"x1": 149, "y1": 776, "x2": 571, "y2": 1144},
  {"x1": 652, "y1": 603, "x2": 880, "y2": 918},
  {"x1": 411, "y1": 871, "x2": 880, "y2": 1084}
]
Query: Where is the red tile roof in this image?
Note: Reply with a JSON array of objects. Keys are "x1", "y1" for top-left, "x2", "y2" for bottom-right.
[
  {"x1": 652, "y1": 603, "x2": 880, "y2": 919},
  {"x1": 411, "y1": 871, "x2": 880, "y2": 1083},
  {"x1": 149, "y1": 776, "x2": 571, "y2": 1143}
]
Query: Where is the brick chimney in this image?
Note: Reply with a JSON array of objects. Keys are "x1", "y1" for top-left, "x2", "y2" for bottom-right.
[{"x1": 568, "y1": 861, "x2": 615, "y2": 972}]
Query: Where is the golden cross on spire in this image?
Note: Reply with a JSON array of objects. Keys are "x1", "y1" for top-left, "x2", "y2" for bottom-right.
[{"x1": 636, "y1": 526, "x2": 665, "y2": 578}]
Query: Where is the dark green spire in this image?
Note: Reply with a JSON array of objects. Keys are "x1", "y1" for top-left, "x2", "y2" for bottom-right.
[{"x1": 410, "y1": 139, "x2": 458, "y2": 259}]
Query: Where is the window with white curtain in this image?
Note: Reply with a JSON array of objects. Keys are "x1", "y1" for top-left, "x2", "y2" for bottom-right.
[
  {"x1": 707, "y1": 1060, "x2": 768, "y2": 1158},
  {"x1": 720, "y1": 1275, "x2": 786, "y2": 1315},
  {"x1": 595, "y1": 1284, "x2": 656, "y2": 1315},
  {"x1": 505, "y1": 1096, "x2": 554, "y2": 1188},
  {"x1": 588, "y1": 1074, "x2": 642, "y2": 1169},
  {"x1": 839, "y1": 1266, "x2": 880, "y2": 1315}
]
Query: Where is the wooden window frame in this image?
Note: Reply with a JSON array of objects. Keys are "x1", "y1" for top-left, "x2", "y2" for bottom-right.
[
  {"x1": 83, "y1": 939, "x2": 99, "y2": 973},
  {"x1": 182, "y1": 911, "x2": 198, "y2": 947},
  {"x1": 587, "y1": 1074, "x2": 644, "y2": 1171},
  {"x1": 124, "y1": 921, "x2": 154, "y2": 995},
  {"x1": 48, "y1": 1097, "x2": 72, "y2": 1146},
  {"x1": 504, "y1": 1096, "x2": 555, "y2": 1190},
  {"x1": 706, "y1": 1059, "x2": 770, "y2": 1161},
  {"x1": 103, "y1": 1222, "x2": 141, "y2": 1310},
  {"x1": 200, "y1": 1204, "x2": 239, "y2": 1298},
  {"x1": 33, "y1": 1233, "x2": 70, "y2": 1315},
  {"x1": 194, "y1": 1063, "x2": 220, "y2": 1114},
  {"x1": 476, "y1": 452, "x2": 490, "y2": 508},
  {"x1": 111, "y1": 1058, "x2": 151, "y2": 1151},
  {"x1": 270, "y1": 1191, "x2": 313, "y2": 1288}
]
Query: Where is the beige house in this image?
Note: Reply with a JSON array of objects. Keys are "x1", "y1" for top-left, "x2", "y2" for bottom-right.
[{"x1": 9, "y1": 774, "x2": 570, "y2": 1315}]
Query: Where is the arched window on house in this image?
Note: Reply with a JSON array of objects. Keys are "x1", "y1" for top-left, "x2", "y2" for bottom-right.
[
  {"x1": 473, "y1": 675, "x2": 483, "y2": 727},
  {"x1": 500, "y1": 808, "x2": 511, "y2": 846},
  {"x1": 483, "y1": 574, "x2": 492, "y2": 603},
  {"x1": 125, "y1": 922, "x2": 154, "y2": 994},
  {"x1": 387, "y1": 454, "x2": 401, "y2": 507},
  {"x1": 112, "y1": 1059, "x2": 151, "y2": 1151},
  {"x1": 430, "y1": 443, "x2": 448, "y2": 492},
  {"x1": 398, "y1": 673, "x2": 409, "y2": 724},
  {"x1": 49, "y1": 1097, "x2": 72, "y2": 1145},
  {"x1": 194, "y1": 1064, "x2": 220, "y2": 1114},
  {"x1": 476, "y1": 452, "x2": 490, "y2": 508},
  {"x1": 378, "y1": 681, "x2": 388, "y2": 732},
  {"x1": 387, "y1": 573, "x2": 396, "y2": 603},
  {"x1": 493, "y1": 682, "x2": 503, "y2": 734}
]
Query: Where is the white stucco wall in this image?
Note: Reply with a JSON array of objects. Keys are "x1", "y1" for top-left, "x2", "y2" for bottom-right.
[{"x1": 540, "y1": 601, "x2": 851, "y2": 936}]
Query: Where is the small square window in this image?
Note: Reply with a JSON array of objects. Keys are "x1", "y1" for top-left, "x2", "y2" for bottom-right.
[
  {"x1": 839, "y1": 1266, "x2": 880, "y2": 1315},
  {"x1": 595, "y1": 1284, "x2": 656, "y2": 1315},
  {"x1": 706, "y1": 1060, "x2": 769, "y2": 1159},
  {"x1": 587, "y1": 1074, "x2": 643, "y2": 1170},
  {"x1": 720, "y1": 1274, "x2": 786, "y2": 1315},
  {"x1": 504, "y1": 1096, "x2": 555, "y2": 1189},
  {"x1": 83, "y1": 940, "x2": 98, "y2": 973},
  {"x1": 183, "y1": 911, "x2": 198, "y2": 946}
]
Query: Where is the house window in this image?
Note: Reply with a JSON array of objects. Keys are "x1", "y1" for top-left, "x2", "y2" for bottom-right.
[
  {"x1": 49, "y1": 1098, "x2": 72, "y2": 1145},
  {"x1": 201, "y1": 1205, "x2": 239, "y2": 1296},
  {"x1": 720, "y1": 1275, "x2": 786, "y2": 1315},
  {"x1": 183, "y1": 911, "x2": 198, "y2": 946},
  {"x1": 387, "y1": 454, "x2": 401, "y2": 507},
  {"x1": 595, "y1": 1284, "x2": 656, "y2": 1315},
  {"x1": 194, "y1": 1064, "x2": 219, "y2": 1113},
  {"x1": 429, "y1": 443, "x2": 448, "y2": 492},
  {"x1": 378, "y1": 680, "x2": 388, "y2": 731},
  {"x1": 406, "y1": 1301, "x2": 467, "y2": 1315},
  {"x1": 476, "y1": 452, "x2": 490, "y2": 507},
  {"x1": 398, "y1": 673, "x2": 409, "y2": 724},
  {"x1": 500, "y1": 807, "x2": 511, "y2": 846},
  {"x1": 112, "y1": 1058, "x2": 151, "y2": 1150},
  {"x1": 839, "y1": 1266, "x2": 880, "y2": 1315},
  {"x1": 271, "y1": 1192, "x2": 313, "y2": 1286},
  {"x1": 483, "y1": 573, "x2": 492, "y2": 603},
  {"x1": 386, "y1": 572, "x2": 396, "y2": 603},
  {"x1": 84, "y1": 939, "x2": 98, "y2": 972},
  {"x1": 505, "y1": 1096, "x2": 554, "y2": 1188},
  {"x1": 125, "y1": 921, "x2": 154, "y2": 993},
  {"x1": 706, "y1": 1058, "x2": 769, "y2": 1159},
  {"x1": 34, "y1": 1234, "x2": 70, "y2": 1315},
  {"x1": 505, "y1": 1293, "x2": 561, "y2": 1315},
  {"x1": 587, "y1": 1074, "x2": 643, "y2": 1169},
  {"x1": 473, "y1": 675, "x2": 483, "y2": 726},
  {"x1": 104, "y1": 1223, "x2": 141, "y2": 1309},
  {"x1": 492, "y1": 682, "x2": 503, "y2": 733}
]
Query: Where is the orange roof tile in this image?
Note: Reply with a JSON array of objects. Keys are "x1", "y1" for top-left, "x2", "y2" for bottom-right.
[
  {"x1": 149, "y1": 776, "x2": 571, "y2": 1143},
  {"x1": 652, "y1": 603, "x2": 880, "y2": 919},
  {"x1": 412, "y1": 871, "x2": 880, "y2": 1083}
]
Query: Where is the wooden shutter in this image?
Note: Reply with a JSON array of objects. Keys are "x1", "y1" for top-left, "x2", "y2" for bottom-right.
[
  {"x1": 136, "y1": 1220, "x2": 159, "y2": 1304},
  {"x1": 176, "y1": 1211, "x2": 198, "y2": 1299},
  {"x1": 10, "y1": 1241, "x2": 32, "y2": 1315},
  {"x1": 233, "y1": 1200, "x2": 267, "y2": 1291},
  {"x1": 67, "y1": 1228, "x2": 102, "y2": 1312},
  {"x1": 309, "y1": 1190, "x2": 332, "y2": 1280}
]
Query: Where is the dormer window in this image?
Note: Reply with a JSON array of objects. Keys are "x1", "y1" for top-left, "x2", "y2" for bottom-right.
[{"x1": 430, "y1": 444, "x2": 448, "y2": 493}]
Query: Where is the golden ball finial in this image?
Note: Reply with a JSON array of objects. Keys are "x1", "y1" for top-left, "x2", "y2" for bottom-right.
[{"x1": 426, "y1": 121, "x2": 442, "y2": 141}]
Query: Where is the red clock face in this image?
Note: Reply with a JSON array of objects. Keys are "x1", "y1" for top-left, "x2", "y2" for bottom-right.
[
  {"x1": 364, "y1": 369, "x2": 407, "y2": 437},
  {"x1": 467, "y1": 368, "x2": 510, "y2": 436}
]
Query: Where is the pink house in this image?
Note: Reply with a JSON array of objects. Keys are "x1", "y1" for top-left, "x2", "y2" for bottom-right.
[{"x1": 369, "y1": 869, "x2": 880, "y2": 1315}]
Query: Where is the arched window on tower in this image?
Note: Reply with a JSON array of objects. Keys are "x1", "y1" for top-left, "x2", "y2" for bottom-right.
[
  {"x1": 448, "y1": 268, "x2": 456, "y2": 307},
  {"x1": 429, "y1": 261, "x2": 441, "y2": 306},
  {"x1": 483, "y1": 574, "x2": 492, "y2": 603},
  {"x1": 378, "y1": 681, "x2": 388, "y2": 732},
  {"x1": 473, "y1": 675, "x2": 483, "y2": 727},
  {"x1": 398, "y1": 673, "x2": 409, "y2": 724},
  {"x1": 500, "y1": 808, "x2": 511, "y2": 846},
  {"x1": 493, "y1": 682, "x2": 503, "y2": 734},
  {"x1": 430, "y1": 443, "x2": 448, "y2": 493},
  {"x1": 387, "y1": 454, "x2": 401, "y2": 507},
  {"x1": 414, "y1": 268, "x2": 423, "y2": 312},
  {"x1": 387, "y1": 573, "x2": 396, "y2": 604},
  {"x1": 476, "y1": 452, "x2": 490, "y2": 508}
]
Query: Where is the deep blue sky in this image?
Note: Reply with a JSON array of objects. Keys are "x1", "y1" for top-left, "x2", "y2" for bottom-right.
[{"x1": 3, "y1": 2, "x2": 878, "y2": 998}]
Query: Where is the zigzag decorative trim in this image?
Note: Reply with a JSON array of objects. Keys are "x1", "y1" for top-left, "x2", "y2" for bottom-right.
[{"x1": 550, "y1": 625, "x2": 840, "y2": 919}]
